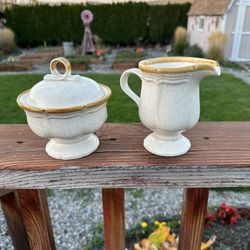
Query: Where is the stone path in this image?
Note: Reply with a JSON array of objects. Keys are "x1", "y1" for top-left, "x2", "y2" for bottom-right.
[{"x1": 223, "y1": 66, "x2": 250, "y2": 85}]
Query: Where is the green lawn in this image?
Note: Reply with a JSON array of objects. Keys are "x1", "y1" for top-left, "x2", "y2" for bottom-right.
[{"x1": 1, "y1": 72, "x2": 250, "y2": 124}]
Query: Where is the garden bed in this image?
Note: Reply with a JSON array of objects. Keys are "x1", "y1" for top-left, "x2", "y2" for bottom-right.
[
  {"x1": 65, "y1": 55, "x2": 102, "y2": 71},
  {"x1": 113, "y1": 61, "x2": 138, "y2": 70},
  {"x1": 112, "y1": 50, "x2": 145, "y2": 70},
  {"x1": 0, "y1": 62, "x2": 32, "y2": 71},
  {"x1": 85, "y1": 207, "x2": 250, "y2": 250},
  {"x1": 19, "y1": 51, "x2": 62, "y2": 64}
]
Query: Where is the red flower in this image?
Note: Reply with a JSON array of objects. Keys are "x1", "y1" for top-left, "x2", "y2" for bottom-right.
[
  {"x1": 217, "y1": 203, "x2": 241, "y2": 225},
  {"x1": 230, "y1": 216, "x2": 237, "y2": 225},
  {"x1": 96, "y1": 49, "x2": 105, "y2": 56},
  {"x1": 135, "y1": 47, "x2": 144, "y2": 53},
  {"x1": 205, "y1": 210, "x2": 215, "y2": 228},
  {"x1": 220, "y1": 203, "x2": 226, "y2": 209},
  {"x1": 217, "y1": 210, "x2": 226, "y2": 218}
]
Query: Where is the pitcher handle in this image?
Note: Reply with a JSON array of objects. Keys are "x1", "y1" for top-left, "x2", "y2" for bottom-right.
[{"x1": 120, "y1": 68, "x2": 142, "y2": 107}]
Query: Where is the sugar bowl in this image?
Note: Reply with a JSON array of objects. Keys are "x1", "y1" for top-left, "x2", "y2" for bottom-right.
[{"x1": 17, "y1": 57, "x2": 111, "y2": 160}]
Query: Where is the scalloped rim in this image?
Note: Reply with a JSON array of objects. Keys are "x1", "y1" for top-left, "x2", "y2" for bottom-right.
[
  {"x1": 17, "y1": 83, "x2": 112, "y2": 113},
  {"x1": 139, "y1": 57, "x2": 219, "y2": 74}
]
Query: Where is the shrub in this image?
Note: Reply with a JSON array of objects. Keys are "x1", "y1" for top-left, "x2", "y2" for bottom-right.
[
  {"x1": 0, "y1": 27, "x2": 16, "y2": 53},
  {"x1": 148, "y1": 3, "x2": 191, "y2": 43},
  {"x1": 66, "y1": 55, "x2": 96, "y2": 64},
  {"x1": 184, "y1": 44, "x2": 204, "y2": 58},
  {"x1": 204, "y1": 210, "x2": 215, "y2": 228},
  {"x1": 217, "y1": 203, "x2": 241, "y2": 225},
  {"x1": 207, "y1": 31, "x2": 228, "y2": 61},
  {"x1": 173, "y1": 26, "x2": 188, "y2": 55},
  {"x1": 4, "y1": 3, "x2": 190, "y2": 47},
  {"x1": 116, "y1": 50, "x2": 144, "y2": 59},
  {"x1": 4, "y1": 3, "x2": 148, "y2": 47}
]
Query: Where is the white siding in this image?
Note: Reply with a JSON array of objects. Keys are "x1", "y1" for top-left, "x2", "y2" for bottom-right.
[{"x1": 187, "y1": 15, "x2": 223, "y2": 52}]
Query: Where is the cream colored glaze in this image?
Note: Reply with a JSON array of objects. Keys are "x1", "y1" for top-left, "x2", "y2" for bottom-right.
[{"x1": 120, "y1": 57, "x2": 221, "y2": 157}]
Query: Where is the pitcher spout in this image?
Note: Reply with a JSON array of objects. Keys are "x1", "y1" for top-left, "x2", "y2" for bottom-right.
[
  {"x1": 188, "y1": 59, "x2": 221, "y2": 80},
  {"x1": 211, "y1": 65, "x2": 221, "y2": 76}
]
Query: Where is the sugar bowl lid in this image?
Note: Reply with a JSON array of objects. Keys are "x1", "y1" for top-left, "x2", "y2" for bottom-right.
[{"x1": 17, "y1": 57, "x2": 111, "y2": 113}]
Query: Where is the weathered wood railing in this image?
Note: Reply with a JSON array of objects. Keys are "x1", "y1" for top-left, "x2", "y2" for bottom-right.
[{"x1": 0, "y1": 122, "x2": 250, "y2": 250}]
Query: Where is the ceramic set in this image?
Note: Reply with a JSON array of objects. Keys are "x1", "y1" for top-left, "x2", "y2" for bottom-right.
[{"x1": 17, "y1": 56, "x2": 220, "y2": 160}]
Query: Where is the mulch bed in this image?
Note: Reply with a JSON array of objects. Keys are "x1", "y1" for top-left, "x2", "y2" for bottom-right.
[
  {"x1": 204, "y1": 219, "x2": 250, "y2": 250},
  {"x1": 0, "y1": 62, "x2": 33, "y2": 71}
]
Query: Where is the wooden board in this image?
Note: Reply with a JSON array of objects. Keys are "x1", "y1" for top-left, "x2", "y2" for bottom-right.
[
  {"x1": 179, "y1": 188, "x2": 209, "y2": 250},
  {"x1": 102, "y1": 189, "x2": 125, "y2": 250},
  {"x1": 16, "y1": 190, "x2": 56, "y2": 250},
  {"x1": 0, "y1": 190, "x2": 13, "y2": 197},
  {"x1": 0, "y1": 192, "x2": 30, "y2": 250},
  {"x1": 0, "y1": 123, "x2": 250, "y2": 188}
]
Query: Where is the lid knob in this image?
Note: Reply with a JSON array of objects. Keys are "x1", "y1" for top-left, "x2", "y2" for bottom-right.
[{"x1": 50, "y1": 57, "x2": 72, "y2": 80}]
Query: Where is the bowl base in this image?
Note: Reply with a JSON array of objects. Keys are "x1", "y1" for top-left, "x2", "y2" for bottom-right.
[
  {"x1": 143, "y1": 132, "x2": 191, "y2": 157},
  {"x1": 46, "y1": 134, "x2": 99, "y2": 160}
]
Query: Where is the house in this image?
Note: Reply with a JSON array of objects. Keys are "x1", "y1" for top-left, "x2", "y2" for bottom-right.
[{"x1": 187, "y1": 0, "x2": 250, "y2": 61}]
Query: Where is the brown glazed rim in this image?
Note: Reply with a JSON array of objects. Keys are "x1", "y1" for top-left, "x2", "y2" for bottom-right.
[
  {"x1": 139, "y1": 57, "x2": 219, "y2": 74},
  {"x1": 16, "y1": 83, "x2": 112, "y2": 113}
]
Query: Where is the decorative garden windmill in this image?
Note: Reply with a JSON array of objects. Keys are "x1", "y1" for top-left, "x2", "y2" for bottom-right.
[{"x1": 81, "y1": 9, "x2": 95, "y2": 55}]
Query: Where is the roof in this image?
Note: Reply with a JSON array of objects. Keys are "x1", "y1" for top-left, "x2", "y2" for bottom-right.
[
  {"x1": 188, "y1": 0, "x2": 231, "y2": 16},
  {"x1": 2, "y1": 0, "x2": 193, "y2": 4}
]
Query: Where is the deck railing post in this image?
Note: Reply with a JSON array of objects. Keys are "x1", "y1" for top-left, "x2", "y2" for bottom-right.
[
  {"x1": 178, "y1": 188, "x2": 209, "y2": 250},
  {"x1": 102, "y1": 188, "x2": 125, "y2": 250},
  {"x1": 15, "y1": 189, "x2": 56, "y2": 250},
  {"x1": 0, "y1": 191, "x2": 30, "y2": 250}
]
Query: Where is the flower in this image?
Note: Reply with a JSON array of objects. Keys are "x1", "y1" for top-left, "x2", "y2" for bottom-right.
[
  {"x1": 205, "y1": 210, "x2": 215, "y2": 228},
  {"x1": 217, "y1": 203, "x2": 241, "y2": 225},
  {"x1": 135, "y1": 47, "x2": 144, "y2": 53},
  {"x1": 154, "y1": 220, "x2": 160, "y2": 226},
  {"x1": 96, "y1": 49, "x2": 105, "y2": 56},
  {"x1": 141, "y1": 222, "x2": 148, "y2": 228},
  {"x1": 230, "y1": 216, "x2": 237, "y2": 225}
]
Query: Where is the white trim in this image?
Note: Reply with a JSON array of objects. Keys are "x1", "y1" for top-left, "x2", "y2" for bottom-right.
[
  {"x1": 232, "y1": 31, "x2": 250, "y2": 34},
  {"x1": 228, "y1": 57, "x2": 250, "y2": 62},
  {"x1": 227, "y1": 0, "x2": 236, "y2": 12},
  {"x1": 221, "y1": 14, "x2": 227, "y2": 32},
  {"x1": 231, "y1": 0, "x2": 246, "y2": 60}
]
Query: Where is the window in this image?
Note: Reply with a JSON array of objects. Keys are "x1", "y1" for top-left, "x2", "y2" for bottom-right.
[
  {"x1": 198, "y1": 16, "x2": 205, "y2": 32},
  {"x1": 215, "y1": 17, "x2": 219, "y2": 28}
]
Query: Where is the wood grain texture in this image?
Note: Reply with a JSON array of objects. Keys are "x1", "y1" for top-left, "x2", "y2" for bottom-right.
[
  {"x1": 0, "y1": 123, "x2": 250, "y2": 188},
  {"x1": 102, "y1": 189, "x2": 125, "y2": 250},
  {"x1": 179, "y1": 188, "x2": 209, "y2": 250},
  {"x1": 16, "y1": 190, "x2": 56, "y2": 250},
  {"x1": 0, "y1": 192, "x2": 30, "y2": 250}
]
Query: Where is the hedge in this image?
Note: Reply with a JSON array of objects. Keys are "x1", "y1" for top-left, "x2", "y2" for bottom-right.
[
  {"x1": 148, "y1": 3, "x2": 190, "y2": 43},
  {"x1": 4, "y1": 2, "x2": 190, "y2": 47}
]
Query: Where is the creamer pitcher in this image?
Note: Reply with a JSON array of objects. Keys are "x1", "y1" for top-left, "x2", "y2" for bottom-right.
[{"x1": 120, "y1": 57, "x2": 221, "y2": 157}]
